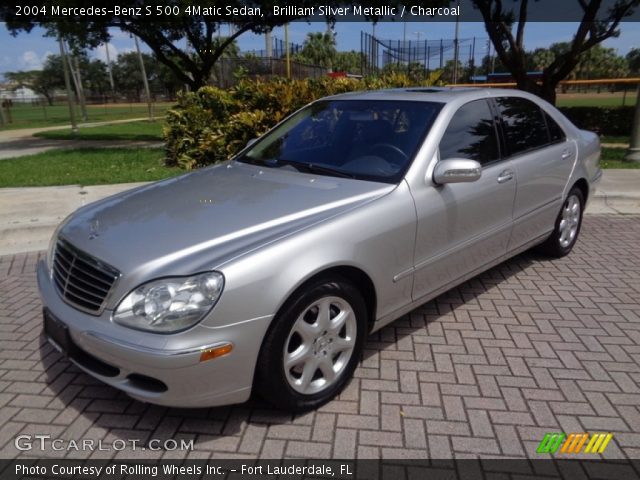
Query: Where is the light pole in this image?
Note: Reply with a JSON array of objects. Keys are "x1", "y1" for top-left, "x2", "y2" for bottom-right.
[
  {"x1": 452, "y1": 0, "x2": 461, "y2": 84},
  {"x1": 284, "y1": 23, "x2": 291, "y2": 79},
  {"x1": 626, "y1": 84, "x2": 640, "y2": 162},
  {"x1": 403, "y1": 20, "x2": 407, "y2": 64}
]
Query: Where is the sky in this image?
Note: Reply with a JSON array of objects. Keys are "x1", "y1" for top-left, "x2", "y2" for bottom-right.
[{"x1": 1, "y1": 20, "x2": 639, "y2": 77}]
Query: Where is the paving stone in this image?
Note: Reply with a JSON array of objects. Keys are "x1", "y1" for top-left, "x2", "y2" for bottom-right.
[{"x1": 0, "y1": 217, "x2": 639, "y2": 459}]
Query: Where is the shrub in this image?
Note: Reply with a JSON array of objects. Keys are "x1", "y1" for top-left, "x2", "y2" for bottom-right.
[
  {"x1": 164, "y1": 72, "x2": 443, "y2": 169},
  {"x1": 558, "y1": 106, "x2": 634, "y2": 136}
]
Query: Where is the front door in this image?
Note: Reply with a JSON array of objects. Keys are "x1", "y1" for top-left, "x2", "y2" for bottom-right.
[{"x1": 410, "y1": 99, "x2": 516, "y2": 301}]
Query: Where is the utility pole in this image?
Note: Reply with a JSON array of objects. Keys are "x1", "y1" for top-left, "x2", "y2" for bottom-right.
[
  {"x1": 58, "y1": 36, "x2": 77, "y2": 132},
  {"x1": 134, "y1": 35, "x2": 154, "y2": 121},
  {"x1": 626, "y1": 84, "x2": 640, "y2": 162}
]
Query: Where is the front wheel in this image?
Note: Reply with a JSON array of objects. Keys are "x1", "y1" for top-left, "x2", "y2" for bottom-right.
[
  {"x1": 255, "y1": 278, "x2": 367, "y2": 411},
  {"x1": 536, "y1": 187, "x2": 584, "y2": 257}
]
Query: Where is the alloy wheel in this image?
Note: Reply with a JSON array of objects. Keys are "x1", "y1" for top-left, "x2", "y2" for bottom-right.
[
  {"x1": 558, "y1": 194, "x2": 581, "y2": 248},
  {"x1": 283, "y1": 296, "x2": 357, "y2": 395}
]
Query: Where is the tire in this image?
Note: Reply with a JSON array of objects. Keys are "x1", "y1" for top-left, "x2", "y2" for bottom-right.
[
  {"x1": 255, "y1": 277, "x2": 367, "y2": 411},
  {"x1": 536, "y1": 186, "x2": 584, "y2": 258}
]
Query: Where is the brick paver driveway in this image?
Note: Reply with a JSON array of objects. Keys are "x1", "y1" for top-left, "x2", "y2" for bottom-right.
[{"x1": 1, "y1": 215, "x2": 639, "y2": 460}]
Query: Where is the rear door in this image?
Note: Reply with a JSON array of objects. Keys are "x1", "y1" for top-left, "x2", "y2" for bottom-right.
[
  {"x1": 411, "y1": 99, "x2": 516, "y2": 301},
  {"x1": 492, "y1": 97, "x2": 575, "y2": 251}
]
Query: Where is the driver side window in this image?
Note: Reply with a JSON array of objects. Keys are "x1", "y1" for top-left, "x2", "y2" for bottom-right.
[{"x1": 439, "y1": 99, "x2": 500, "y2": 166}]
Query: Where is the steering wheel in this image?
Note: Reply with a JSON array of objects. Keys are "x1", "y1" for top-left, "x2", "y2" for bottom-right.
[{"x1": 370, "y1": 143, "x2": 408, "y2": 165}]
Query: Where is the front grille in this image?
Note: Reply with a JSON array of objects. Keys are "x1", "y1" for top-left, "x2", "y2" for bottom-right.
[{"x1": 52, "y1": 239, "x2": 120, "y2": 314}]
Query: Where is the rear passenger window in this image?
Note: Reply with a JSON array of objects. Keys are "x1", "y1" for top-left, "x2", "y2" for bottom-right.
[
  {"x1": 545, "y1": 113, "x2": 566, "y2": 143},
  {"x1": 439, "y1": 99, "x2": 500, "y2": 166},
  {"x1": 495, "y1": 97, "x2": 549, "y2": 155}
]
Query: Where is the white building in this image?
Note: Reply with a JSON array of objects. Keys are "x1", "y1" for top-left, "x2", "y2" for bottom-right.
[{"x1": 0, "y1": 84, "x2": 42, "y2": 102}]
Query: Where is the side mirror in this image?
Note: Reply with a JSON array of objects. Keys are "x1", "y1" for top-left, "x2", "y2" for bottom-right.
[
  {"x1": 246, "y1": 138, "x2": 258, "y2": 148},
  {"x1": 433, "y1": 158, "x2": 482, "y2": 184}
]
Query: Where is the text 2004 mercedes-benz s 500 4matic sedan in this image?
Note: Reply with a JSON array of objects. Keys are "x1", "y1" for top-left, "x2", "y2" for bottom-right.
[{"x1": 38, "y1": 88, "x2": 601, "y2": 411}]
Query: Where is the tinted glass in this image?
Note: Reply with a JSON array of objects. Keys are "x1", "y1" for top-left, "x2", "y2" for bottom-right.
[
  {"x1": 545, "y1": 112, "x2": 566, "y2": 143},
  {"x1": 239, "y1": 100, "x2": 441, "y2": 183},
  {"x1": 439, "y1": 99, "x2": 499, "y2": 166},
  {"x1": 495, "y1": 97, "x2": 549, "y2": 155}
]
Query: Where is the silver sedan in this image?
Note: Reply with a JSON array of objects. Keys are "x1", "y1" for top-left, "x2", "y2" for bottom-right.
[{"x1": 37, "y1": 88, "x2": 601, "y2": 410}]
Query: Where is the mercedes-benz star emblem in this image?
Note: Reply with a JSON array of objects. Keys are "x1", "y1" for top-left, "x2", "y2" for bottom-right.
[{"x1": 88, "y1": 219, "x2": 100, "y2": 240}]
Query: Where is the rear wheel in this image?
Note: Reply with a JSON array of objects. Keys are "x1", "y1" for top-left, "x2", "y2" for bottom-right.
[
  {"x1": 255, "y1": 278, "x2": 367, "y2": 411},
  {"x1": 536, "y1": 187, "x2": 584, "y2": 257}
]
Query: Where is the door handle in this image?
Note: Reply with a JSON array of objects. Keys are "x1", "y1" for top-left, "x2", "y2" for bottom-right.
[
  {"x1": 561, "y1": 150, "x2": 572, "y2": 159},
  {"x1": 497, "y1": 170, "x2": 514, "y2": 183}
]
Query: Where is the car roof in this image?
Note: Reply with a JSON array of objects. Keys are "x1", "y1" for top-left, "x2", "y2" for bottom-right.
[{"x1": 324, "y1": 87, "x2": 534, "y2": 104}]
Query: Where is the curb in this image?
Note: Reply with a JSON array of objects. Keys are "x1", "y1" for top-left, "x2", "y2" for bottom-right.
[{"x1": 0, "y1": 179, "x2": 638, "y2": 257}]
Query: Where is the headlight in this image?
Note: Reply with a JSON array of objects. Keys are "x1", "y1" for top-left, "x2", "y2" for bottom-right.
[{"x1": 113, "y1": 272, "x2": 224, "y2": 333}]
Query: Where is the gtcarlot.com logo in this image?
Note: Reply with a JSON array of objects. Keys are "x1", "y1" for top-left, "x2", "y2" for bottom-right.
[{"x1": 537, "y1": 433, "x2": 613, "y2": 455}]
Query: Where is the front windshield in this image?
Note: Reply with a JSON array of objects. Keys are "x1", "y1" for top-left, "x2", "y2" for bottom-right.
[{"x1": 238, "y1": 100, "x2": 442, "y2": 183}]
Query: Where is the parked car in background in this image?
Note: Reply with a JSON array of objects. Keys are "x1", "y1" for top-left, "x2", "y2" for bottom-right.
[{"x1": 38, "y1": 88, "x2": 601, "y2": 411}]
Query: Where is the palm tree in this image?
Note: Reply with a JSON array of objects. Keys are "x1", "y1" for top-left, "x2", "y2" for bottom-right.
[{"x1": 298, "y1": 32, "x2": 337, "y2": 70}]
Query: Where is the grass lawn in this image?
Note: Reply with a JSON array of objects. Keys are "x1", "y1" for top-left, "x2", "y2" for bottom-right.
[
  {"x1": 0, "y1": 102, "x2": 172, "y2": 131},
  {"x1": 556, "y1": 92, "x2": 637, "y2": 108},
  {"x1": 601, "y1": 135, "x2": 630, "y2": 145},
  {"x1": 601, "y1": 147, "x2": 640, "y2": 169},
  {"x1": 33, "y1": 121, "x2": 164, "y2": 141},
  {"x1": 0, "y1": 148, "x2": 183, "y2": 187}
]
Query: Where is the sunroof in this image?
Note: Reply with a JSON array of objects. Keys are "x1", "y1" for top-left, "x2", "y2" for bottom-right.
[
  {"x1": 405, "y1": 88, "x2": 448, "y2": 93},
  {"x1": 404, "y1": 87, "x2": 476, "y2": 93}
]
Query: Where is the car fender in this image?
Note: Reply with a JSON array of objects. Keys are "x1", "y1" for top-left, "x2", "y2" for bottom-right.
[{"x1": 206, "y1": 181, "x2": 418, "y2": 331}]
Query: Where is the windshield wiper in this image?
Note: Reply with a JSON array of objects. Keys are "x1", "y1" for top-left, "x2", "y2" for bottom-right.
[
  {"x1": 274, "y1": 159, "x2": 356, "y2": 179},
  {"x1": 240, "y1": 157, "x2": 355, "y2": 179},
  {"x1": 239, "y1": 156, "x2": 277, "y2": 168}
]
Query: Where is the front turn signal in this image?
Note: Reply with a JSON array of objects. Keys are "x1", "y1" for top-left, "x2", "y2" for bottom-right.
[{"x1": 199, "y1": 343, "x2": 233, "y2": 362}]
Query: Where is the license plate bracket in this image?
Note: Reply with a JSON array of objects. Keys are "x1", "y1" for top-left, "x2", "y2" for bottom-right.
[{"x1": 43, "y1": 309, "x2": 71, "y2": 355}]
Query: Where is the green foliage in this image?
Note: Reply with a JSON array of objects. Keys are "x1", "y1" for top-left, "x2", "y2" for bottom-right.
[
  {"x1": 559, "y1": 106, "x2": 634, "y2": 136},
  {"x1": 164, "y1": 72, "x2": 443, "y2": 169},
  {"x1": 600, "y1": 148, "x2": 640, "y2": 169},
  {"x1": 627, "y1": 48, "x2": 640, "y2": 75},
  {"x1": 112, "y1": 52, "x2": 182, "y2": 101},
  {"x1": 293, "y1": 32, "x2": 338, "y2": 69},
  {"x1": 543, "y1": 43, "x2": 630, "y2": 80},
  {"x1": 333, "y1": 51, "x2": 365, "y2": 75}
]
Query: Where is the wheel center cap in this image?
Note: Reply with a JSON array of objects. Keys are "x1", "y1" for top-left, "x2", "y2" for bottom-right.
[{"x1": 314, "y1": 334, "x2": 333, "y2": 354}]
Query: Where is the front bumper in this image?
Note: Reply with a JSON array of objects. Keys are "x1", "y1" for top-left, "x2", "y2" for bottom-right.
[{"x1": 37, "y1": 260, "x2": 273, "y2": 407}]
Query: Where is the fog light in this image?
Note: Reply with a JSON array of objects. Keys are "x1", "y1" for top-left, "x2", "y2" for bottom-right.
[{"x1": 200, "y1": 343, "x2": 233, "y2": 362}]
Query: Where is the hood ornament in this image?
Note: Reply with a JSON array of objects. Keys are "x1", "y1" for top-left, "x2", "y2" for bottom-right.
[{"x1": 88, "y1": 219, "x2": 100, "y2": 240}]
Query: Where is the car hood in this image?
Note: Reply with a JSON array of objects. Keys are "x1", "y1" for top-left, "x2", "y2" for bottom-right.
[{"x1": 59, "y1": 161, "x2": 394, "y2": 275}]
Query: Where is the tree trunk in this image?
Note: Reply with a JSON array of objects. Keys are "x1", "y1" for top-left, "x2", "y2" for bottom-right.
[
  {"x1": 539, "y1": 81, "x2": 557, "y2": 105},
  {"x1": 515, "y1": 76, "x2": 557, "y2": 105}
]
